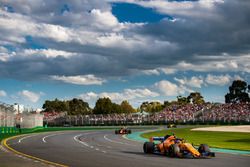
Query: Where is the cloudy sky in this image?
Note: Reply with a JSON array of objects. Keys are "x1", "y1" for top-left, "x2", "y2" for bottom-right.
[{"x1": 0, "y1": 0, "x2": 249, "y2": 109}]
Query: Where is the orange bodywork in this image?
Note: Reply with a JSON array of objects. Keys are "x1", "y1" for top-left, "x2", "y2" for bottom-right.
[
  {"x1": 181, "y1": 143, "x2": 200, "y2": 157},
  {"x1": 151, "y1": 135, "x2": 201, "y2": 157},
  {"x1": 157, "y1": 136, "x2": 175, "y2": 153}
]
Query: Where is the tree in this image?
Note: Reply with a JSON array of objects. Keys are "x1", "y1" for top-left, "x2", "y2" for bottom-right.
[
  {"x1": 140, "y1": 101, "x2": 149, "y2": 112},
  {"x1": 120, "y1": 100, "x2": 135, "y2": 113},
  {"x1": 149, "y1": 102, "x2": 164, "y2": 113},
  {"x1": 42, "y1": 98, "x2": 69, "y2": 112},
  {"x1": 139, "y1": 101, "x2": 163, "y2": 113},
  {"x1": 163, "y1": 101, "x2": 171, "y2": 108},
  {"x1": 42, "y1": 98, "x2": 92, "y2": 115},
  {"x1": 93, "y1": 97, "x2": 114, "y2": 114},
  {"x1": 177, "y1": 96, "x2": 190, "y2": 105},
  {"x1": 112, "y1": 103, "x2": 122, "y2": 114},
  {"x1": 225, "y1": 80, "x2": 250, "y2": 103},
  {"x1": 68, "y1": 98, "x2": 91, "y2": 115},
  {"x1": 187, "y1": 92, "x2": 205, "y2": 104}
]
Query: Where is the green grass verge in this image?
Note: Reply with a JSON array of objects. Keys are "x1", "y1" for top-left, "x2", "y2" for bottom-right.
[{"x1": 140, "y1": 127, "x2": 250, "y2": 151}]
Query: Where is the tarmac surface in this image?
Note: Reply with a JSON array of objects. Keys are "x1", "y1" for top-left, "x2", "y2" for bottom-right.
[
  {"x1": 0, "y1": 144, "x2": 48, "y2": 167},
  {"x1": 2, "y1": 130, "x2": 250, "y2": 167}
]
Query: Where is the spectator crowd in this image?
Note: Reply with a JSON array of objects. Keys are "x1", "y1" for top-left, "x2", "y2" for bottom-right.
[{"x1": 43, "y1": 103, "x2": 250, "y2": 126}]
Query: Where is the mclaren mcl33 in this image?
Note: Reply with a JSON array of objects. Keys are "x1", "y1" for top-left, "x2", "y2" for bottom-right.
[{"x1": 143, "y1": 134, "x2": 215, "y2": 158}]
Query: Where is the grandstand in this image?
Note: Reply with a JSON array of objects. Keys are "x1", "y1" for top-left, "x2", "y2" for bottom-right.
[
  {"x1": 196, "y1": 103, "x2": 250, "y2": 123},
  {"x1": 43, "y1": 103, "x2": 250, "y2": 126}
]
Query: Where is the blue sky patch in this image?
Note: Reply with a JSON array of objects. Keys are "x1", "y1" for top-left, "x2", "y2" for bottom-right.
[
  {"x1": 25, "y1": 36, "x2": 46, "y2": 49},
  {"x1": 3, "y1": 45, "x2": 16, "y2": 52},
  {"x1": 61, "y1": 4, "x2": 70, "y2": 14},
  {"x1": 4, "y1": 5, "x2": 14, "y2": 13},
  {"x1": 112, "y1": 3, "x2": 172, "y2": 23}
]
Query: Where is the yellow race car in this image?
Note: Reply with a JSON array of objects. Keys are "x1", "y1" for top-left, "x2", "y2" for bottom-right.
[
  {"x1": 167, "y1": 124, "x2": 177, "y2": 128},
  {"x1": 143, "y1": 134, "x2": 215, "y2": 158}
]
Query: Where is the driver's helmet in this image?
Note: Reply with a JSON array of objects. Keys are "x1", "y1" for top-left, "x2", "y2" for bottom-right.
[{"x1": 175, "y1": 139, "x2": 181, "y2": 144}]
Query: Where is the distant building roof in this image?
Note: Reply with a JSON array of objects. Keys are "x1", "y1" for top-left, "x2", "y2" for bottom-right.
[{"x1": 132, "y1": 111, "x2": 149, "y2": 116}]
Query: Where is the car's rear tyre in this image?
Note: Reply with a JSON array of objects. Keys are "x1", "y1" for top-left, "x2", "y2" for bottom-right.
[
  {"x1": 198, "y1": 144, "x2": 210, "y2": 153},
  {"x1": 169, "y1": 144, "x2": 181, "y2": 157},
  {"x1": 128, "y1": 129, "x2": 131, "y2": 134},
  {"x1": 143, "y1": 142, "x2": 154, "y2": 154},
  {"x1": 115, "y1": 130, "x2": 118, "y2": 134}
]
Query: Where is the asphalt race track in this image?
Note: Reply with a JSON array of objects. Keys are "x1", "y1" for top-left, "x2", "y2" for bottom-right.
[{"x1": 5, "y1": 130, "x2": 249, "y2": 167}]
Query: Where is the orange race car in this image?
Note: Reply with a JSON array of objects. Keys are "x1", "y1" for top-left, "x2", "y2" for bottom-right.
[
  {"x1": 115, "y1": 127, "x2": 131, "y2": 134},
  {"x1": 143, "y1": 134, "x2": 215, "y2": 158}
]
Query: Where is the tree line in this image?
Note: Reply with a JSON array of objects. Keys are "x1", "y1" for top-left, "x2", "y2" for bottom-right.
[
  {"x1": 42, "y1": 92, "x2": 206, "y2": 115},
  {"x1": 42, "y1": 80, "x2": 250, "y2": 115},
  {"x1": 42, "y1": 98, "x2": 136, "y2": 115}
]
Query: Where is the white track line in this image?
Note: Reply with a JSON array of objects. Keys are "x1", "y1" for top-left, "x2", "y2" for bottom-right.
[
  {"x1": 42, "y1": 133, "x2": 64, "y2": 143},
  {"x1": 73, "y1": 133, "x2": 107, "y2": 153},
  {"x1": 104, "y1": 135, "x2": 124, "y2": 144},
  {"x1": 73, "y1": 134, "x2": 90, "y2": 147},
  {"x1": 104, "y1": 134, "x2": 136, "y2": 146},
  {"x1": 18, "y1": 134, "x2": 38, "y2": 143}
]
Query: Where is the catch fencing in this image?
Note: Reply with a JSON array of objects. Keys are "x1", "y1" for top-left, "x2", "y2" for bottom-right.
[
  {"x1": 0, "y1": 102, "x2": 16, "y2": 133},
  {"x1": 0, "y1": 102, "x2": 44, "y2": 133}
]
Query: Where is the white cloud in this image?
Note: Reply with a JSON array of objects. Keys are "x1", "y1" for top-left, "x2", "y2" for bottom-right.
[
  {"x1": 160, "y1": 68, "x2": 177, "y2": 74},
  {"x1": 0, "y1": 48, "x2": 78, "y2": 62},
  {"x1": 0, "y1": 10, "x2": 70, "y2": 43},
  {"x1": 123, "y1": 88, "x2": 159, "y2": 99},
  {"x1": 205, "y1": 74, "x2": 231, "y2": 86},
  {"x1": 0, "y1": 90, "x2": 7, "y2": 97},
  {"x1": 90, "y1": 9, "x2": 119, "y2": 28},
  {"x1": 164, "y1": 54, "x2": 250, "y2": 74},
  {"x1": 0, "y1": 9, "x2": 97, "y2": 45},
  {"x1": 51, "y1": 75, "x2": 106, "y2": 85},
  {"x1": 97, "y1": 33, "x2": 176, "y2": 51},
  {"x1": 0, "y1": 0, "x2": 249, "y2": 86},
  {"x1": 141, "y1": 67, "x2": 177, "y2": 76},
  {"x1": 110, "y1": 0, "x2": 224, "y2": 18},
  {"x1": 0, "y1": 46, "x2": 12, "y2": 62},
  {"x1": 188, "y1": 76, "x2": 204, "y2": 88},
  {"x1": 154, "y1": 80, "x2": 191, "y2": 96},
  {"x1": 18, "y1": 90, "x2": 41, "y2": 103},
  {"x1": 174, "y1": 76, "x2": 204, "y2": 88},
  {"x1": 22, "y1": 49, "x2": 77, "y2": 58},
  {"x1": 0, "y1": 7, "x2": 144, "y2": 48},
  {"x1": 79, "y1": 88, "x2": 159, "y2": 103},
  {"x1": 81, "y1": 92, "x2": 98, "y2": 101},
  {"x1": 142, "y1": 69, "x2": 160, "y2": 75},
  {"x1": 233, "y1": 75, "x2": 244, "y2": 81}
]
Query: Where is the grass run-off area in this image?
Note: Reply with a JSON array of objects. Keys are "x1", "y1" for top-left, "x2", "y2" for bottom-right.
[{"x1": 140, "y1": 126, "x2": 250, "y2": 151}]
